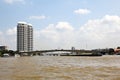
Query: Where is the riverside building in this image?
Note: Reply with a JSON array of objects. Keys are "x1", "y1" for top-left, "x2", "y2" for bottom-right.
[
  {"x1": 0, "y1": 46, "x2": 7, "y2": 51},
  {"x1": 17, "y1": 22, "x2": 33, "y2": 52}
]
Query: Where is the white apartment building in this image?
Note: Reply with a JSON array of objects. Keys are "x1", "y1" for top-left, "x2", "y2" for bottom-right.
[{"x1": 17, "y1": 22, "x2": 33, "y2": 52}]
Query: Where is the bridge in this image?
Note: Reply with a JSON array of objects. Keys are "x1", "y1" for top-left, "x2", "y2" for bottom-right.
[{"x1": 19, "y1": 49, "x2": 92, "y2": 56}]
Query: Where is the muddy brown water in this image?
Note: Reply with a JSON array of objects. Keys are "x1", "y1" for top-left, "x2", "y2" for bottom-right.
[{"x1": 0, "y1": 55, "x2": 120, "y2": 80}]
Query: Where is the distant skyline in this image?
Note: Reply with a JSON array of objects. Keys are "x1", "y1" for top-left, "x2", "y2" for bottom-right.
[{"x1": 0, "y1": 0, "x2": 120, "y2": 50}]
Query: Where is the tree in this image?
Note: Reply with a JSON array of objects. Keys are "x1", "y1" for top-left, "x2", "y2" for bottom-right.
[
  {"x1": 0, "y1": 51, "x2": 2, "y2": 57},
  {"x1": 117, "y1": 47, "x2": 120, "y2": 49}
]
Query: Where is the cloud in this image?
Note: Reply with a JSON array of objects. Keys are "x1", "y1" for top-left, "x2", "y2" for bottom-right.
[
  {"x1": 56, "y1": 22, "x2": 74, "y2": 31},
  {"x1": 0, "y1": 28, "x2": 16, "y2": 50},
  {"x1": 6, "y1": 27, "x2": 16, "y2": 35},
  {"x1": 79, "y1": 15, "x2": 120, "y2": 48},
  {"x1": 4, "y1": 0, "x2": 25, "y2": 4},
  {"x1": 74, "y1": 9, "x2": 91, "y2": 15},
  {"x1": 29, "y1": 15, "x2": 46, "y2": 20},
  {"x1": 0, "y1": 31, "x2": 3, "y2": 35},
  {"x1": 40, "y1": 22, "x2": 74, "y2": 41},
  {"x1": 34, "y1": 15, "x2": 120, "y2": 50},
  {"x1": 34, "y1": 22, "x2": 75, "y2": 50},
  {"x1": 80, "y1": 15, "x2": 120, "y2": 38}
]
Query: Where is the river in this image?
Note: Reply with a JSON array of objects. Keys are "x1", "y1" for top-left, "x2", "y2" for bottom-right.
[{"x1": 0, "y1": 55, "x2": 120, "y2": 80}]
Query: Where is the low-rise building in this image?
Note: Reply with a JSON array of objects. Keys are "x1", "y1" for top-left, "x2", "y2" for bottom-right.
[{"x1": 0, "y1": 46, "x2": 7, "y2": 51}]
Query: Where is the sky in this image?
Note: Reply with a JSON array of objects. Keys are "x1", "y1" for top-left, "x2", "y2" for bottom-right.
[{"x1": 0, "y1": 0, "x2": 120, "y2": 50}]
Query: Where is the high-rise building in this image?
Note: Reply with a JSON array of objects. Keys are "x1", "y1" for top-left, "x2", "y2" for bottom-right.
[{"x1": 17, "y1": 22, "x2": 33, "y2": 52}]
